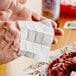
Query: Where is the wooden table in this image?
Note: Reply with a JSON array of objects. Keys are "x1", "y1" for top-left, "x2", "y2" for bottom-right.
[
  {"x1": 51, "y1": 14, "x2": 76, "y2": 50},
  {"x1": 0, "y1": 14, "x2": 76, "y2": 76}
]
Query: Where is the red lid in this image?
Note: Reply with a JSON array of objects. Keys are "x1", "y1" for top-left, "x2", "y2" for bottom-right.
[{"x1": 60, "y1": 0, "x2": 76, "y2": 15}]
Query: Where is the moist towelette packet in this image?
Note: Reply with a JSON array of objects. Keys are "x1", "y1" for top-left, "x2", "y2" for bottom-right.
[{"x1": 18, "y1": 19, "x2": 54, "y2": 62}]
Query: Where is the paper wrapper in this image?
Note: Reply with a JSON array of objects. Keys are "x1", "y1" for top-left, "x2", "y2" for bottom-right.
[
  {"x1": 18, "y1": 19, "x2": 54, "y2": 62},
  {"x1": 22, "y1": 42, "x2": 76, "y2": 76},
  {"x1": 17, "y1": 19, "x2": 54, "y2": 76}
]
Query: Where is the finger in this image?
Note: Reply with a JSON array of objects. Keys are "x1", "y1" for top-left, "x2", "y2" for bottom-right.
[
  {"x1": 17, "y1": 0, "x2": 27, "y2": 4},
  {"x1": 40, "y1": 16, "x2": 47, "y2": 21},
  {"x1": 39, "y1": 16, "x2": 57, "y2": 29},
  {"x1": 32, "y1": 12, "x2": 41, "y2": 21},
  {"x1": 55, "y1": 28, "x2": 64, "y2": 36},
  {"x1": 52, "y1": 38, "x2": 58, "y2": 44},
  {"x1": 51, "y1": 20, "x2": 57, "y2": 29}
]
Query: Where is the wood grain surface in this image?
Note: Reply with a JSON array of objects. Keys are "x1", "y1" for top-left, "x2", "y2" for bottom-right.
[{"x1": 51, "y1": 14, "x2": 76, "y2": 50}]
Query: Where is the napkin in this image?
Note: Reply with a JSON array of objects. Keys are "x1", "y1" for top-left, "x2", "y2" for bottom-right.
[{"x1": 18, "y1": 19, "x2": 54, "y2": 62}]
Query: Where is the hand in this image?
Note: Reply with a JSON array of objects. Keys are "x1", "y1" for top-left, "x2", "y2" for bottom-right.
[
  {"x1": 31, "y1": 12, "x2": 64, "y2": 44},
  {"x1": 0, "y1": 0, "x2": 13, "y2": 11},
  {"x1": 0, "y1": 21, "x2": 20, "y2": 64},
  {"x1": 0, "y1": 0, "x2": 64, "y2": 64},
  {"x1": 10, "y1": 1, "x2": 64, "y2": 44},
  {"x1": 10, "y1": 4, "x2": 64, "y2": 44}
]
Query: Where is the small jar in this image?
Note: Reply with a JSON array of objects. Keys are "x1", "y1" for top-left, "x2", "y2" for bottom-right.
[{"x1": 42, "y1": 0, "x2": 60, "y2": 21}]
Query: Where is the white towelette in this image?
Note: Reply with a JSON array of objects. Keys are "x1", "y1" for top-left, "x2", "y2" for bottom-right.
[
  {"x1": 21, "y1": 42, "x2": 76, "y2": 76},
  {"x1": 18, "y1": 19, "x2": 54, "y2": 62}
]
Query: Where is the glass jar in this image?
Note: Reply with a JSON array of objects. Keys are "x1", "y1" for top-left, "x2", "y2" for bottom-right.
[{"x1": 42, "y1": 0, "x2": 60, "y2": 21}]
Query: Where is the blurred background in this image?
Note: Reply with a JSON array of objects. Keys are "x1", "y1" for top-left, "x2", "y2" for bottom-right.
[
  {"x1": 0, "y1": 0, "x2": 76, "y2": 76},
  {"x1": 26, "y1": 0, "x2": 41, "y2": 14}
]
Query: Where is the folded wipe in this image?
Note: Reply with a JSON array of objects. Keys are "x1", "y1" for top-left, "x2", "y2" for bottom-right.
[{"x1": 18, "y1": 19, "x2": 54, "y2": 62}]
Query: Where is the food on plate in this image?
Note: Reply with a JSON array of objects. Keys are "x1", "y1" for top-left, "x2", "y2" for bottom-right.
[{"x1": 47, "y1": 52, "x2": 76, "y2": 76}]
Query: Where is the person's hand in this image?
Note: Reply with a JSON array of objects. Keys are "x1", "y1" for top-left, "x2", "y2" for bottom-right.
[
  {"x1": 14, "y1": 0, "x2": 64, "y2": 43},
  {"x1": 10, "y1": 0, "x2": 64, "y2": 44},
  {"x1": 31, "y1": 12, "x2": 64, "y2": 44},
  {"x1": 0, "y1": 21, "x2": 20, "y2": 64}
]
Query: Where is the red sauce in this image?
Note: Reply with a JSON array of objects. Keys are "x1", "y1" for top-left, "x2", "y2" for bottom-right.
[{"x1": 47, "y1": 52, "x2": 76, "y2": 76}]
